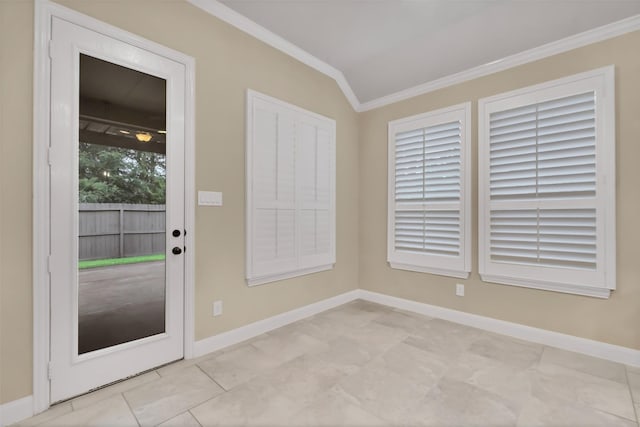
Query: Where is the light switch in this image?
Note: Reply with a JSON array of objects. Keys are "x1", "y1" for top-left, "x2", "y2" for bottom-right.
[{"x1": 198, "y1": 191, "x2": 223, "y2": 206}]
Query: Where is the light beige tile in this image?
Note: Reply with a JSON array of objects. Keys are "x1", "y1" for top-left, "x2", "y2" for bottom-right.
[
  {"x1": 344, "y1": 300, "x2": 391, "y2": 313},
  {"x1": 540, "y1": 346, "x2": 627, "y2": 383},
  {"x1": 380, "y1": 341, "x2": 449, "y2": 386},
  {"x1": 270, "y1": 317, "x2": 343, "y2": 342},
  {"x1": 291, "y1": 388, "x2": 387, "y2": 426},
  {"x1": 629, "y1": 372, "x2": 640, "y2": 403},
  {"x1": 534, "y1": 363, "x2": 636, "y2": 421},
  {"x1": 71, "y1": 370, "x2": 160, "y2": 410},
  {"x1": 13, "y1": 402, "x2": 73, "y2": 426},
  {"x1": 251, "y1": 331, "x2": 329, "y2": 364},
  {"x1": 256, "y1": 354, "x2": 345, "y2": 408},
  {"x1": 124, "y1": 365, "x2": 224, "y2": 426},
  {"x1": 627, "y1": 365, "x2": 640, "y2": 375},
  {"x1": 391, "y1": 306, "x2": 433, "y2": 320},
  {"x1": 517, "y1": 395, "x2": 638, "y2": 427},
  {"x1": 26, "y1": 303, "x2": 639, "y2": 427},
  {"x1": 314, "y1": 336, "x2": 375, "y2": 374},
  {"x1": 341, "y1": 319, "x2": 409, "y2": 357},
  {"x1": 404, "y1": 377, "x2": 519, "y2": 427},
  {"x1": 372, "y1": 309, "x2": 431, "y2": 333},
  {"x1": 156, "y1": 411, "x2": 201, "y2": 427},
  {"x1": 197, "y1": 343, "x2": 282, "y2": 390},
  {"x1": 406, "y1": 318, "x2": 482, "y2": 359},
  {"x1": 469, "y1": 332, "x2": 543, "y2": 369},
  {"x1": 156, "y1": 356, "x2": 206, "y2": 378},
  {"x1": 317, "y1": 304, "x2": 383, "y2": 329},
  {"x1": 35, "y1": 395, "x2": 137, "y2": 427},
  {"x1": 190, "y1": 380, "x2": 302, "y2": 427},
  {"x1": 303, "y1": 314, "x2": 356, "y2": 338},
  {"x1": 336, "y1": 358, "x2": 432, "y2": 424},
  {"x1": 445, "y1": 351, "x2": 535, "y2": 410},
  {"x1": 156, "y1": 339, "x2": 265, "y2": 378}
]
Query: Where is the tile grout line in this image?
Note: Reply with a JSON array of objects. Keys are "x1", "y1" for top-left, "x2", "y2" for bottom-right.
[
  {"x1": 187, "y1": 409, "x2": 204, "y2": 427},
  {"x1": 147, "y1": 365, "x2": 233, "y2": 426},
  {"x1": 119, "y1": 392, "x2": 141, "y2": 427},
  {"x1": 625, "y1": 368, "x2": 640, "y2": 424},
  {"x1": 194, "y1": 363, "x2": 230, "y2": 393}
]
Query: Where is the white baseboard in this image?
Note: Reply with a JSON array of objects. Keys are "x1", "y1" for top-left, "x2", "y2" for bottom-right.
[
  {"x1": 0, "y1": 395, "x2": 33, "y2": 427},
  {"x1": 359, "y1": 290, "x2": 640, "y2": 368},
  {"x1": 193, "y1": 289, "x2": 360, "y2": 357}
]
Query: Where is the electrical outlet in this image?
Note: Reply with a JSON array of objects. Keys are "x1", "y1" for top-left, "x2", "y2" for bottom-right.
[
  {"x1": 213, "y1": 300, "x2": 223, "y2": 316},
  {"x1": 456, "y1": 284, "x2": 465, "y2": 297}
]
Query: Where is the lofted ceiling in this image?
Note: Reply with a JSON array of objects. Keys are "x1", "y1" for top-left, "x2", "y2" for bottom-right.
[{"x1": 219, "y1": 0, "x2": 640, "y2": 104}]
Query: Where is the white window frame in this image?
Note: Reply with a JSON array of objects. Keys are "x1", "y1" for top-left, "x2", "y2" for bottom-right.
[
  {"x1": 387, "y1": 102, "x2": 472, "y2": 279},
  {"x1": 478, "y1": 66, "x2": 616, "y2": 298},
  {"x1": 246, "y1": 90, "x2": 336, "y2": 286}
]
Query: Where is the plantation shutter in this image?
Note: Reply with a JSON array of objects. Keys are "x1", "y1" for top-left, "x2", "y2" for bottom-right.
[
  {"x1": 247, "y1": 91, "x2": 336, "y2": 286},
  {"x1": 251, "y1": 106, "x2": 297, "y2": 277},
  {"x1": 479, "y1": 66, "x2": 615, "y2": 298},
  {"x1": 488, "y1": 92, "x2": 597, "y2": 270},
  {"x1": 298, "y1": 121, "x2": 333, "y2": 268},
  {"x1": 388, "y1": 103, "x2": 471, "y2": 278}
]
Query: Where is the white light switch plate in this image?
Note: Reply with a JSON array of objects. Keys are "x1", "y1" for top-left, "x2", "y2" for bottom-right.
[{"x1": 198, "y1": 191, "x2": 222, "y2": 206}]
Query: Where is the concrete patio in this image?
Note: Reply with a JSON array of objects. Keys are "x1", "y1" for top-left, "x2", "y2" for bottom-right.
[{"x1": 78, "y1": 261, "x2": 166, "y2": 354}]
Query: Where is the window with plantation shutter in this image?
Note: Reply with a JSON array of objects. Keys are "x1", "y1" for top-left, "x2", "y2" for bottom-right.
[
  {"x1": 478, "y1": 66, "x2": 615, "y2": 298},
  {"x1": 388, "y1": 103, "x2": 471, "y2": 278},
  {"x1": 246, "y1": 90, "x2": 335, "y2": 286}
]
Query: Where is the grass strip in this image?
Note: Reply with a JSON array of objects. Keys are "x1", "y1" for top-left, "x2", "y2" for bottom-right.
[{"x1": 78, "y1": 253, "x2": 166, "y2": 269}]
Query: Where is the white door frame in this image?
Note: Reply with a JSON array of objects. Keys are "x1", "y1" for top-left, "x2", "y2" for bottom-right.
[{"x1": 33, "y1": 0, "x2": 196, "y2": 414}]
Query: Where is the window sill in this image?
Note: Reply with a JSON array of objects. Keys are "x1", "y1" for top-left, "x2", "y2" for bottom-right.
[
  {"x1": 480, "y1": 273, "x2": 611, "y2": 299},
  {"x1": 247, "y1": 264, "x2": 334, "y2": 287},
  {"x1": 389, "y1": 262, "x2": 470, "y2": 279}
]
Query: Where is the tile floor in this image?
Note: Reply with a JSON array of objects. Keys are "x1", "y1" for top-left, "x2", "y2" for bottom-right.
[{"x1": 14, "y1": 300, "x2": 640, "y2": 426}]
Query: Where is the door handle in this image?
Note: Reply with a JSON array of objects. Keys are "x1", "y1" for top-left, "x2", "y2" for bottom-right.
[{"x1": 172, "y1": 247, "x2": 183, "y2": 255}]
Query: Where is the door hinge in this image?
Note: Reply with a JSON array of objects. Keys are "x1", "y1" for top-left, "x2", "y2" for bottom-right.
[
  {"x1": 47, "y1": 255, "x2": 52, "y2": 274},
  {"x1": 48, "y1": 147, "x2": 53, "y2": 166},
  {"x1": 47, "y1": 362, "x2": 53, "y2": 380},
  {"x1": 48, "y1": 40, "x2": 54, "y2": 59}
]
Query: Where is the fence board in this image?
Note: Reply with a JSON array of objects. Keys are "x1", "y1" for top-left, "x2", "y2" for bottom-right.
[{"x1": 79, "y1": 203, "x2": 166, "y2": 260}]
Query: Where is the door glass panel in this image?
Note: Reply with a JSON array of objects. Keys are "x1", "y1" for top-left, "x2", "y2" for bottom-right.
[{"x1": 78, "y1": 54, "x2": 167, "y2": 354}]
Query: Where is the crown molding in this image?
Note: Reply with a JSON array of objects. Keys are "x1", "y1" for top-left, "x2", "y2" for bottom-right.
[
  {"x1": 186, "y1": 0, "x2": 361, "y2": 110},
  {"x1": 358, "y1": 14, "x2": 640, "y2": 111},
  {"x1": 185, "y1": 1, "x2": 640, "y2": 113}
]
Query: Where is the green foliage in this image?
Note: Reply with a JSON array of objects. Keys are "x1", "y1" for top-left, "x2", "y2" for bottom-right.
[{"x1": 79, "y1": 143, "x2": 166, "y2": 204}]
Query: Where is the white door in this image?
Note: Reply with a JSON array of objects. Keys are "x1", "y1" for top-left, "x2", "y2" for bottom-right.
[{"x1": 49, "y1": 17, "x2": 186, "y2": 402}]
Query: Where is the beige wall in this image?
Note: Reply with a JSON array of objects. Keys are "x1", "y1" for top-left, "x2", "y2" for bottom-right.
[
  {"x1": 359, "y1": 31, "x2": 640, "y2": 351},
  {"x1": 0, "y1": 0, "x2": 359, "y2": 404},
  {"x1": 0, "y1": 0, "x2": 36, "y2": 408},
  {"x1": 2, "y1": 0, "x2": 639, "y2": 408}
]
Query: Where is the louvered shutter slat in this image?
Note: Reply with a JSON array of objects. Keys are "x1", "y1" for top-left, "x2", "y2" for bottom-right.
[
  {"x1": 390, "y1": 104, "x2": 470, "y2": 277},
  {"x1": 394, "y1": 207, "x2": 461, "y2": 256},
  {"x1": 488, "y1": 82, "x2": 599, "y2": 271}
]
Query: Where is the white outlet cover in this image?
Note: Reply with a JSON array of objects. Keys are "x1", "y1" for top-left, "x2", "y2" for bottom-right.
[
  {"x1": 456, "y1": 284, "x2": 465, "y2": 296},
  {"x1": 213, "y1": 300, "x2": 223, "y2": 316}
]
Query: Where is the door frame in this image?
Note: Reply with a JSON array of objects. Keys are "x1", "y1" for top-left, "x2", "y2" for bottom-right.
[{"x1": 33, "y1": 0, "x2": 196, "y2": 414}]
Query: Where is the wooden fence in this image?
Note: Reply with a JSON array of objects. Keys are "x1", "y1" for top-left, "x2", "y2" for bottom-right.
[{"x1": 79, "y1": 203, "x2": 165, "y2": 260}]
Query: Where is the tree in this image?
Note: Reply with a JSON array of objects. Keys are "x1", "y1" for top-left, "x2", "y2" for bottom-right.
[{"x1": 79, "y1": 142, "x2": 166, "y2": 204}]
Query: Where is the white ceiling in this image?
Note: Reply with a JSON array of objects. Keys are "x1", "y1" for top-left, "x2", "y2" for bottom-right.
[{"x1": 220, "y1": 0, "x2": 640, "y2": 104}]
